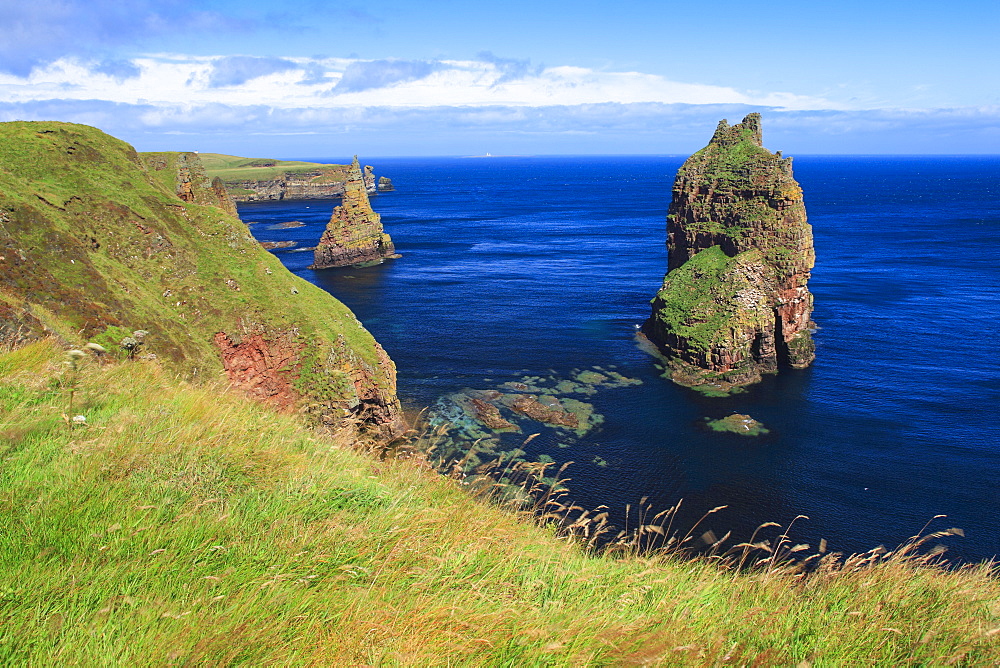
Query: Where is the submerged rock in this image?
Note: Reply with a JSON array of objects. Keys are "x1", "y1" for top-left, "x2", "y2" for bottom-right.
[
  {"x1": 705, "y1": 413, "x2": 769, "y2": 436},
  {"x1": 470, "y1": 398, "x2": 517, "y2": 431},
  {"x1": 508, "y1": 394, "x2": 580, "y2": 428},
  {"x1": 309, "y1": 156, "x2": 399, "y2": 269},
  {"x1": 259, "y1": 240, "x2": 297, "y2": 250},
  {"x1": 643, "y1": 113, "x2": 816, "y2": 392}
]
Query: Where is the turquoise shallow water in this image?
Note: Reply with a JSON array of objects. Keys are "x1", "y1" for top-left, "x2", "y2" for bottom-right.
[{"x1": 241, "y1": 155, "x2": 1000, "y2": 563}]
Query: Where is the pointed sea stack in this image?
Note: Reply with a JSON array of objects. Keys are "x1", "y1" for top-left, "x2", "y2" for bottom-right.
[
  {"x1": 309, "y1": 156, "x2": 398, "y2": 269},
  {"x1": 643, "y1": 113, "x2": 815, "y2": 392}
]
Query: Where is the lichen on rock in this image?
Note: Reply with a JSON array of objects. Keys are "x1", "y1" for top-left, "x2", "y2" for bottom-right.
[
  {"x1": 309, "y1": 156, "x2": 399, "y2": 270},
  {"x1": 643, "y1": 113, "x2": 816, "y2": 392}
]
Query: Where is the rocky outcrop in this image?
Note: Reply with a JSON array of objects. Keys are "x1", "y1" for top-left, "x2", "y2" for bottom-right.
[
  {"x1": 213, "y1": 327, "x2": 403, "y2": 438},
  {"x1": 508, "y1": 395, "x2": 580, "y2": 428},
  {"x1": 377, "y1": 176, "x2": 395, "y2": 192},
  {"x1": 643, "y1": 113, "x2": 815, "y2": 392},
  {"x1": 309, "y1": 156, "x2": 398, "y2": 269},
  {"x1": 214, "y1": 330, "x2": 302, "y2": 410},
  {"x1": 142, "y1": 152, "x2": 240, "y2": 218}
]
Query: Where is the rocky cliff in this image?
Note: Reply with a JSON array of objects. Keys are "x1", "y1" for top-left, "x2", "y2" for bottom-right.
[
  {"x1": 0, "y1": 122, "x2": 404, "y2": 437},
  {"x1": 141, "y1": 151, "x2": 240, "y2": 218},
  {"x1": 643, "y1": 113, "x2": 815, "y2": 392},
  {"x1": 309, "y1": 156, "x2": 398, "y2": 269},
  {"x1": 226, "y1": 173, "x2": 348, "y2": 202},
  {"x1": 202, "y1": 154, "x2": 386, "y2": 202}
]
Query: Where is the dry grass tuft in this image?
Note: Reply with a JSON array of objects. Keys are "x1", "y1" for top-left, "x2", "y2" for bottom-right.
[{"x1": 1, "y1": 341, "x2": 997, "y2": 665}]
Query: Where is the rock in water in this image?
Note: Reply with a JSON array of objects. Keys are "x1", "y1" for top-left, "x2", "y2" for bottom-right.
[
  {"x1": 309, "y1": 156, "x2": 398, "y2": 269},
  {"x1": 643, "y1": 113, "x2": 815, "y2": 391}
]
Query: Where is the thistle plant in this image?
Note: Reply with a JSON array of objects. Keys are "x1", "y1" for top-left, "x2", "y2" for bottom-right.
[
  {"x1": 84, "y1": 341, "x2": 107, "y2": 365},
  {"x1": 64, "y1": 349, "x2": 86, "y2": 426},
  {"x1": 120, "y1": 330, "x2": 149, "y2": 360}
]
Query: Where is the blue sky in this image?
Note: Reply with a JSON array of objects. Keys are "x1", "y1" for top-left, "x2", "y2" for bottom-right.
[{"x1": 2, "y1": 0, "x2": 998, "y2": 156}]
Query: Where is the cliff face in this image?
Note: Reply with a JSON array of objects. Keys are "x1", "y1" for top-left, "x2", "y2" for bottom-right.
[
  {"x1": 644, "y1": 113, "x2": 815, "y2": 391},
  {"x1": 202, "y1": 155, "x2": 389, "y2": 202},
  {"x1": 309, "y1": 156, "x2": 398, "y2": 269},
  {"x1": 363, "y1": 164, "x2": 377, "y2": 194},
  {"x1": 0, "y1": 123, "x2": 404, "y2": 438},
  {"x1": 225, "y1": 170, "x2": 349, "y2": 202}
]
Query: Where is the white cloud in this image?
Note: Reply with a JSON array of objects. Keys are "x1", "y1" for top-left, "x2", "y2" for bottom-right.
[
  {"x1": 2, "y1": 53, "x2": 994, "y2": 154},
  {"x1": 0, "y1": 54, "x2": 840, "y2": 112}
]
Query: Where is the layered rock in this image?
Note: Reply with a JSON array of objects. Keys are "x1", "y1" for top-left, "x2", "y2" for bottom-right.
[
  {"x1": 309, "y1": 156, "x2": 398, "y2": 269},
  {"x1": 377, "y1": 176, "x2": 395, "y2": 192},
  {"x1": 643, "y1": 113, "x2": 815, "y2": 391},
  {"x1": 225, "y1": 171, "x2": 348, "y2": 202}
]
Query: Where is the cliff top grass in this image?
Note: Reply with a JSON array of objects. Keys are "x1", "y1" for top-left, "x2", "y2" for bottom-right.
[
  {"x1": 200, "y1": 153, "x2": 350, "y2": 182},
  {"x1": 0, "y1": 121, "x2": 394, "y2": 429},
  {"x1": 1, "y1": 339, "x2": 997, "y2": 666},
  {"x1": 687, "y1": 113, "x2": 781, "y2": 184}
]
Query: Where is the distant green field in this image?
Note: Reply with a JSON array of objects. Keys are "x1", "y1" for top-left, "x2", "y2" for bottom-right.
[{"x1": 200, "y1": 153, "x2": 349, "y2": 182}]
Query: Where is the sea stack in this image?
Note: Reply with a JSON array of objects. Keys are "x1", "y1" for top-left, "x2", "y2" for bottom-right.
[
  {"x1": 309, "y1": 156, "x2": 397, "y2": 269},
  {"x1": 643, "y1": 113, "x2": 815, "y2": 392}
]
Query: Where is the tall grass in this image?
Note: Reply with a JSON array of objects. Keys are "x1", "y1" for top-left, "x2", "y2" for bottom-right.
[{"x1": 1, "y1": 340, "x2": 997, "y2": 665}]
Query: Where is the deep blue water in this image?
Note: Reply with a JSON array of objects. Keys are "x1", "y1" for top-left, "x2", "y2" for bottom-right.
[{"x1": 240, "y1": 155, "x2": 1000, "y2": 563}]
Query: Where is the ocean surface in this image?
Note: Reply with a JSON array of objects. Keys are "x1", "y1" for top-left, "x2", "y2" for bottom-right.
[{"x1": 240, "y1": 155, "x2": 1000, "y2": 564}]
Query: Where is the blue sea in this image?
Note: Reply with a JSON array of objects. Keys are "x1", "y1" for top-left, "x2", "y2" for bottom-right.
[{"x1": 240, "y1": 155, "x2": 1000, "y2": 564}]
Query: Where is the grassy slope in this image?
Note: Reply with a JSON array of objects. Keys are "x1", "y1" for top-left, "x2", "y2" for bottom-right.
[
  {"x1": 200, "y1": 153, "x2": 349, "y2": 183},
  {"x1": 650, "y1": 246, "x2": 772, "y2": 353},
  {"x1": 1, "y1": 340, "x2": 997, "y2": 666},
  {"x1": 0, "y1": 122, "x2": 393, "y2": 426}
]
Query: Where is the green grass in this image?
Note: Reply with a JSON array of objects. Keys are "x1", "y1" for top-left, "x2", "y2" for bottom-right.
[
  {"x1": 199, "y1": 153, "x2": 349, "y2": 182},
  {"x1": 1, "y1": 340, "x2": 997, "y2": 666},
  {"x1": 0, "y1": 121, "x2": 395, "y2": 431},
  {"x1": 650, "y1": 246, "x2": 772, "y2": 353}
]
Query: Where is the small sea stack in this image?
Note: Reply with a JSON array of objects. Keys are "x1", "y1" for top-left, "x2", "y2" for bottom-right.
[
  {"x1": 643, "y1": 113, "x2": 816, "y2": 392},
  {"x1": 309, "y1": 156, "x2": 398, "y2": 269}
]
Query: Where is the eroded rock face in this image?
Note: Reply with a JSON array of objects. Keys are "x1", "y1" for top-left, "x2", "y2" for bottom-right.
[
  {"x1": 643, "y1": 113, "x2": 815, "y2": 391},
  {"x1": 309, "y1": 156, "x2": 397, "y2": 269},
  {"x1": 142, "y1": 152, "x2": 239, "y2": 218},
  {"x1": 214, "y1": 328, "x2": 404, "y2": 438},
  {"x1": 214, "y1": 331, "x2": 302, "y2": 410}
]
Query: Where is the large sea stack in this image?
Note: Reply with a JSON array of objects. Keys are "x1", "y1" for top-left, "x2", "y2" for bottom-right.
[
  {"x1": 643, "y1": 113, "x2": 815, "y2": 391},
  {"x1": 309, "y1": 156, "x2": 397, "y2": 269}
]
